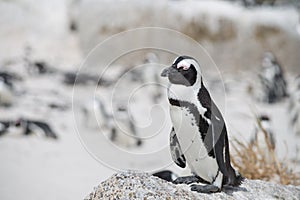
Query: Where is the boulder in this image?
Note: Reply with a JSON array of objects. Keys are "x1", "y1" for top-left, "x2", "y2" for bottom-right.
[{"x1": 85, "y1": 171, "x2": 300, "y2": 200}]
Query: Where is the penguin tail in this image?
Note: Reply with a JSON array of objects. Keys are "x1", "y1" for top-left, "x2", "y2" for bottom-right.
[
  {"x1": 223, "y1": 166, "x2": 244, "y2": 187},
  {"x1": 229, "y1": 170, "x2": 244, "y2": 187},
  {"x1": 232, "y1": 172, "x2": 244, "y2": 187}
]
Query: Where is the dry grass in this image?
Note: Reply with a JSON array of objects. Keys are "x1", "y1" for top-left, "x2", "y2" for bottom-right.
[{"x1": 231, "y1": 117, "x2": 300, "y2": 186}]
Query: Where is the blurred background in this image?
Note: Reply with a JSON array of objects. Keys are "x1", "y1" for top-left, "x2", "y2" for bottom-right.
[{"x1": 0, "y1": 0, "x2": 300, "y2": 199}]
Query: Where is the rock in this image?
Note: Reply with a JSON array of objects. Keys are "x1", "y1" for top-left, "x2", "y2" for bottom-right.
[{"x1": 85, "y1": 171, "x2": 300, "y2": 200}]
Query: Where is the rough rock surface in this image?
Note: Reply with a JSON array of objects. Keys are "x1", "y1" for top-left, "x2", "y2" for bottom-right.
[{"x1": 85, "y1": 171, "x2": 300, "y2": 200}]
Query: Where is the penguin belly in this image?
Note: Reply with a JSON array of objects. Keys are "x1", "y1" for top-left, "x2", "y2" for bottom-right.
[
  {"x1": 0, "y1": 82, "x2": 13, "y2": 106},
  {"x1": 170, "y1": 105, "x2": 219, "y2": 183}
]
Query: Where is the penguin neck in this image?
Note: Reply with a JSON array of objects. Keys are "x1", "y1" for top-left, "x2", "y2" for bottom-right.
[{"x1": 167, "y1": 81, "x2": 201, "y2": 105}]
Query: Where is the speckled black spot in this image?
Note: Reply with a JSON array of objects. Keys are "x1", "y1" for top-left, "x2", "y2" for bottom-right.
[{"x1": 169, "y1": 98, "x2": 214, "y2": 158}]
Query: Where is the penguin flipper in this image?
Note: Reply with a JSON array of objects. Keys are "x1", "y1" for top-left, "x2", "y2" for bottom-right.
[
  {"x1": 211, "y1": 103, "x2": 229, "y2": 177},
  {"x1": 212, "y1": 107, "x2": 241, "y2": 186},
  {"x1": 198, "y1": 85, "x2": 229, "y2": 177},
  {"x1": 170, "y1": 127, "x2": 186, "y2": 168},
  {"x1": 34, "y1": 122, "x2": 58, "y2": 139}
]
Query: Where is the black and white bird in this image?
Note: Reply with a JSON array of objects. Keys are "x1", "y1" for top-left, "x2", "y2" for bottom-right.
[
  {"x1": 0, "y1": 120, "x2": 15, "y2": 136},
  {"x1": 0, "y1": 118, "x2": 58, "y2": 139},
  {"x1": 109, "y1": 104, "x2": 142, "y2": 147},
  {"x1": 258, "y1": 52, "x2": 288, "y2": 103},
  {"x1": 63, "y1": 72, "x2": 111, "y2": 86},
  {"x1": 15, "y1": 118, "x2": 58, "y2": 139},
  {"x1": 0, "y1": 72, "x2": 14, "y2": 106},
  {"x1": 242, "y1": 0, "x2": 275, "y2": 7},
  {"x1": 23, "y1": 46, "x2": 54, "y2": 75},
  {"x1": 82, "y1": 97, "x2": 111, "y2": 129},
  {"x1": 288, "y1": 76, "x2": 300, "y2": 135},
  {"x1": 82, "y1": 98, "x2": 142, "y2": 148},
  {"x1": 142, "y1": 53, "x2": 163, "y2": 103},
  {"x1": 161, "y1": 56, "x2": 243, "y2": 193},
  {"x1": 152, "y1": 170, "x2": 178, "y2": 182},
  {"x1": 119, "y1": 53, "x2": 163, "y2": 103},
  {"x1": 251, "y1": 115, "x2": 276, "y2": 162}
]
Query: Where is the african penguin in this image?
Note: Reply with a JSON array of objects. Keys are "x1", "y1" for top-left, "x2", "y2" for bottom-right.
[
  {"x1": 108, "y1": 104, "x2": 142, "y2": 148},
  {"x1": 63, "y1": 72, "x2": 111, "y2": 86},
  {"x1": 23, "y1": 46, "x2": 53, "y2": 75},
  {"x1": 142, "y1": 53, "x2": 163, "y2": 103},
  {"x1": 0, "y1": 75, "x2": 14, "y2": 107},
  {"x1": 288, "y1": 76, "x2": 300, "y2": 135},
  {"x1": 119, "y1": 53, "x2": 163, "y2": 103},
  {"x1": 161, "y1": 56, "x2": 243, "y2": 193},
  {"x1": 258, "y1": 52, "x2": 287, "y2": 103},
  {"x1": 0, "y1": 120, "x2": 15, "y2": 136},
  {"x1": 82, "y1": 97, "x2": 110, "y2": 129},
  {"x1": 15, "y1": 118, "x2": 58, "y2": 139},
  {"x1": 0, "y1": 72, "x2": 15, "y2": 89},
  {"x1": 82, "y1": 98, "x2": 142, "y2": 148},
  {"x1": 242, "y1": 0, "x2": 275, "y2": 6},
  {"x1": 251, "y1": 115, "x2": 276, "y2": 163},
  {"x1": 152, "y1": 170, "x2": 178, "y2": 182}
]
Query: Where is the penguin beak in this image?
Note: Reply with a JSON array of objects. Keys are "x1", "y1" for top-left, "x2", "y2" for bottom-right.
[{"x1": 161, "y1": 67, "x2": 171, "y2": 77}]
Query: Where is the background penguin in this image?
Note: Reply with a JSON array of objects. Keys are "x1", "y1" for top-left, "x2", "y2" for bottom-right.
[
  {"x1": 107, "y1": 103, "x2": 142, "y2": 148},
  {"x1": 152, "y1": 170, "x2": 178, "y2": 182},
  {"x1": 161, "y1": 56, "x2": 243, "y2": 193},
  {"x1": 242, "y1": 0, "x2": 275, "y2": 6},
  {"x1": 63, "y1": 72, "x2": 111, "y2": 87},
  {"x1": 118, "y1": 53, "x2": 163, "y2": 103},
  {"x1": 0, "y1": 120, "x2": 15, "y2": 136},
  {"x1": 23, "y1": 46, "x2": 54, "y2": 75},
  {"x1": 258, "y1": 52, "x2": 288, "y2": 103},
  {"x1": 0, "y1": 72, "x2": 16, "y2": 89},
  {"x1": 288, "y1": 75, "x2": 300, "y2": 135},
  {"x1": 250, "y1": 115, "x2": 276, "y2": 163},
  {"x1": 0, "y1": 72, "x2": 14, "y2": 106},
  {"x1": 15, "y1": 118, "x2": 58, "y2": 139},
  {"x1": 141, "y1": 53, "x2": 163, "y2": 103},
  {"x1": 82, "y1": 97, "x2": 111, "y2": 129},
  {"x1": 82, "y1": 98, "x2": 142, "y2": 148}
]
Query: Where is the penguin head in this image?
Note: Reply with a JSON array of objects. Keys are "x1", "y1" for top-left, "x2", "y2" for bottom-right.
[
  {"x1": 258, "y1": 114, "x2": 271, "y2": 131},
  {"x1": 161, "y1": 56, "x2": 201, "y2": 87},
  {"x1": 262, "y1": 52, "x2": 276, "y2": 69},
  {"x1": 259, "y1": 115, "x2": 270, "y2": 122},
  {"x1": 295, "y1": 75, "x2": 300, "y2": 90},
  {"x1": 14, "y1": 118, "x2": 24, "y2": 127}
]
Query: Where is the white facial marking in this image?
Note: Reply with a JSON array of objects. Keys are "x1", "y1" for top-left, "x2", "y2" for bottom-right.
[{"x1": 177, "y1": 60, "x2": 190, "y2": 70}]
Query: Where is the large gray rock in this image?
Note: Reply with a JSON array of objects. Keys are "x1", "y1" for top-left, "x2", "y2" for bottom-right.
[{"x1": 85, "y1": 171, "x2": 300, "y2": 200}]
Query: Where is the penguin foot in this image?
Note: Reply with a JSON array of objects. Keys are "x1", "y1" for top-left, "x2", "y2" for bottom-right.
[
  {"x1": 190, "y1": 184, "x2": 221, "y2": 193},
  {"x1": 173, "y1": 176, "x2": 199, "y2": 185}
]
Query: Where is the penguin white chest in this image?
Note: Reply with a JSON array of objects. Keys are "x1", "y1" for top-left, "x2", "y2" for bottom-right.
[{"x1": 170, "y1": 105, "x2": 219, "y2": 183}]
